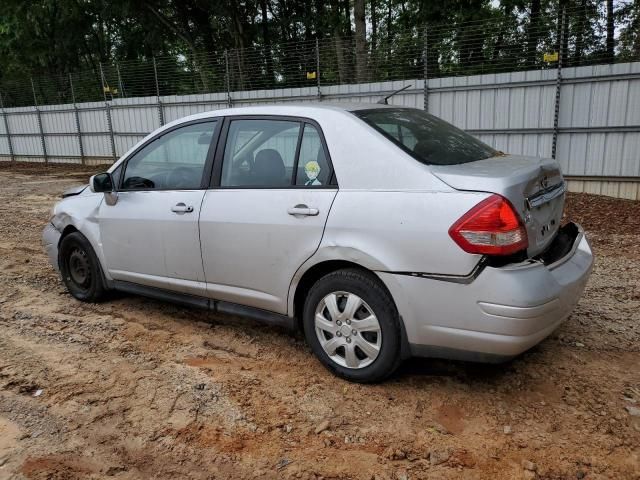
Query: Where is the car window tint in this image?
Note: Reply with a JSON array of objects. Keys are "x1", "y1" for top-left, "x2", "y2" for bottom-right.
[
  {"x1": 354, "y1": 108, "x2": 497, "y2": 166},
  {"x1": 295, "y1": 124, "x2": 331, "y2": 187},
  {"x1": 376, "y1": 123, "x2": 418, "y2": 151},
  {"x1": 121, "y1": 121, "x2": 216, "y2": 190},
  {"x1": 221, "y1": 119, "x2": 301, "y2": 187}
]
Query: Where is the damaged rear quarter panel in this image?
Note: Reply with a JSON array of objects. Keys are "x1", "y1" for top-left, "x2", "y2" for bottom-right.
[{"x1": 318, "y1": 189, "x2": 489, "y2": 275}]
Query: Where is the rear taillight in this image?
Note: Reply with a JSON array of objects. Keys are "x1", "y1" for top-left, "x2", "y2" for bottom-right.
[{"x1": 449, "y1": 194, "x2": 528, "y2": 256}]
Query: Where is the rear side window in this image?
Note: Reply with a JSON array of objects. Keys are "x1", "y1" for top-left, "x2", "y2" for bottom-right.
[
  {"x1": 220, "y1": 119, "x2": 334, "y2": 188},
  {"x1": 354, "y1": 108, "x2": 497, "y2": 166},
  {"x1": 295, "y1": 124, "x2": 331, "y2": 186}
]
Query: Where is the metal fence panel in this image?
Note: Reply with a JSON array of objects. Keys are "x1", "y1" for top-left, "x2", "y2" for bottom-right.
[
  {"x1": 81, "y1": 133, "x2": 111, "y2": 159},
  {"x1": 78, "y1": 108, "x2": 108, "y2": 132},
  {"x1": 45, "y1": 135, "x2": 79, "y2": 157},
  {"x1": 7, "y1": 112, "x2": 40, "y2": 135},
  {"x1": 40, "y1": 110, "x2": 76, "y2": 134},
  {"x1": 0, "y1": 61, "x2": 639, "y2": 198}
]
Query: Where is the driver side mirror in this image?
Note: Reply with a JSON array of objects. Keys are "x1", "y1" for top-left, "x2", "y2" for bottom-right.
[
  {"x1": 90, "y1": 172, "x2": 113, "y2": 193},
  {"x1": 90, "y1": 172, "x2": 118, "y2": 205}
]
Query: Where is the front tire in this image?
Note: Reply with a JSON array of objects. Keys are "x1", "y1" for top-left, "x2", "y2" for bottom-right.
[
  {"x1": 59, "y1": 232, "x2": 107, "y2": 302},
  {"x1": 302, "y1": 268, "x2": 402, "y2": 383}
]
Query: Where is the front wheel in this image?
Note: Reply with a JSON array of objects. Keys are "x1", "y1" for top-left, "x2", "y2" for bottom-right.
[
  {"x1": 59, "y1": 231, "x2": 107, "y2": 302},
  {"x1": 302, "y1": 268, "x2": 402, "y2": 383}
]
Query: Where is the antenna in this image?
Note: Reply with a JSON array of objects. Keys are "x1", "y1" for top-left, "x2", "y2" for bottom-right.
[{"x1": 377, "y1": 84, "x2": 412, "y2": 105}]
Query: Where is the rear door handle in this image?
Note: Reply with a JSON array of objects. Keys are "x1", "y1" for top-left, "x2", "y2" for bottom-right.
[
  {"x1": 287, "y1": 204, "x2": 319, "y2": 216},
  {"x1": 171, "y1": 202, "x2": 194, "y2": 214}
]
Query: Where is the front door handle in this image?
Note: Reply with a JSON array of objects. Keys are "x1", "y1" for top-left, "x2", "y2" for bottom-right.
[
  {"x1": 287, "y1": 204, "x2": 319, "y2": 216},
  {"x1": 171, "y1": 202, "x2": 194, "y2": 214}
]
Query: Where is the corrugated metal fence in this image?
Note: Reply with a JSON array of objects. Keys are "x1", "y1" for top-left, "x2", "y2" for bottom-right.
[{"x1": 1, "y1": 61, "x2": 639, "y2": 199}]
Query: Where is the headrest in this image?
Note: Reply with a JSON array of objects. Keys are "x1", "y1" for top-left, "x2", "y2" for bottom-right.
[{"x1": 254, "y1": 149, "x2": 286, "y2": 185}]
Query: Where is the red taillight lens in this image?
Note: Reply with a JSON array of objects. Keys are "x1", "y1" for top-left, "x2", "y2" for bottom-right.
[{"x1": 449, "y1": 194, "x2": 528, "y2": 255}]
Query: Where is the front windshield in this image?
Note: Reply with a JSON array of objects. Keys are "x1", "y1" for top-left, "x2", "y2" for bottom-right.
[{"x1": 354, "y1": 108, "x2": 497, "y2": 166}]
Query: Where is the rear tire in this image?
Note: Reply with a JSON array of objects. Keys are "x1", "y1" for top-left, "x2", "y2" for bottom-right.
[
  {"x1": 302, "y1": 268, "x2": 402, "y2": 383},
  {"x1": 59, "y1": 232, "x2": 108, "y2": 302}
]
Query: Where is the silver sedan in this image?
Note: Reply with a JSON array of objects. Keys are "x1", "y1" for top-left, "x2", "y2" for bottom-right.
[{"x1": 43, "y1": 104, "x2": 593, "y2": 382}]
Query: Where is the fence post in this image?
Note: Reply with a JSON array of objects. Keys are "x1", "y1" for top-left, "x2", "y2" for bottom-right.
[
  {"x1": 69, "y1": 73, "x2": 85, "y2": 165},
  {"x1": 99, "y1": 62, "x2": 107, "y2": 102},
  {"x1": 551, "y1": 7, "x2": 566, "y2": 160},
  {"x1": 316, "y1": 38, "x2": 322, "y2": 100},
  {"x1": 423, "y1": 26, "x2": 429, "y2": 112},
  {"x1": 99, "y1": 63, "x2": 117, "y2": 163},
  {"x1": 31, "y1": 78, "x2": 48, "y2": 165},
  {"x1": 153, "y1": 56, "x2": 165, "y2": 126},
  {"x1": 116, "y1": 63, "x2": 125, "y2": 98},
  {"x1": 224, "y1": 50, "x2": 233, "y2": 108},
  {"x1": 0, "y1": 93, "x2": 15, "y2": 164}
]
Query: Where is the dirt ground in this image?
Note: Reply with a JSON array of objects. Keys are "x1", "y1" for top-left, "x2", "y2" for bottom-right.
[{"x1": 0, "y1": 162, "x2": 638, "y2": 480}]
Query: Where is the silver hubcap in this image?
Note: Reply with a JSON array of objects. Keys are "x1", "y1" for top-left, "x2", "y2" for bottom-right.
[{"x1": 314, "y1": 291, "x2": 382, "y2": 369}]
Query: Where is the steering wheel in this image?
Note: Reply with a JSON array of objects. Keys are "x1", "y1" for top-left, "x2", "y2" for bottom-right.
[{"x1": 167, "y1": 167, "x2": 198, "y2": 189}]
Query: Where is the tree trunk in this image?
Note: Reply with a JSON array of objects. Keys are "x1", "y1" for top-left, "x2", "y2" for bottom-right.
[
  {"x1": 331, "y1": 0, "x2": 348, "y2": 83},
  {"x1": 259, "y1": 0, "x2": 275, "y2": 86},
  {"x1": 371, "y1": 0, "x2": 377, "y2": 52},
  {"x1": 606, "y1": 0, "x2": 615, "y2": 62},
  {"x1": 143, "y1": 3, "x2": 209, "y2": 91},
  {"x1": 526, "y1": 0, "x2": 541, "y2": 67},
  {"x1": 574, "y1": 0, "x2": 587, "y2": 65},
  {"x1": 229, "y1": 1, "x2": 247, "y2": 91},
  {"x1": 635, "y1": 0, "x2": 640, "y2": 57},
  {"x1": 354, "y1": 0, "x2": 367, "y2": 82},
  {"x1": 387, "y1": 0, "x2": 393, "y2": 41}
]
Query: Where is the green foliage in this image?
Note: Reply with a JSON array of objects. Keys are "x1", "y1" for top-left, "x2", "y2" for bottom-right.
[{"x1": 0, "y1": 0, "x2": 636, "y2": 107}]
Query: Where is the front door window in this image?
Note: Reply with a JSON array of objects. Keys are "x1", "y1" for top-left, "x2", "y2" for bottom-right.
[{"x1": 121, "y1": 121, "x2": 217, "y2": 190}]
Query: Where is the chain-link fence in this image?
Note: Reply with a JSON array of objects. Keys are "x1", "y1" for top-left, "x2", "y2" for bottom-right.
[{"x1": 0, "y1": 3, "x2": 638, "y2": 108}]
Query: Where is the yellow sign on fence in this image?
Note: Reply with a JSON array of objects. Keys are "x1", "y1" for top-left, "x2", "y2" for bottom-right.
[
  {"x1": 543, "y1": 52, "x2": 559, "y2": 62},
  {"x1": 306, "y1": 71, "x2": 317, "y2": 80}
]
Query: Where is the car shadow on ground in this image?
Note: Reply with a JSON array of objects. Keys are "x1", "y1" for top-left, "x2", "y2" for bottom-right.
[
  {"x1": 393, "y1": 353, "x2": 533, "y2": 386},
  {"x1": 105, "y1": 290, "x2": 540, "y2": 388}
]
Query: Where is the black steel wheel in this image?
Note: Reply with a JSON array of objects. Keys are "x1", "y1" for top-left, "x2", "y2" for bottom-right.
[{"x1": 59, "y1": 231, "x2": 107, "y2": 302}]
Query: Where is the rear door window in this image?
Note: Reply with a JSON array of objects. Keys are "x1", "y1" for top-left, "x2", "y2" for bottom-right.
[
  {"x1": 221, "y1": 119, "x2": 301, "y2": 187},
  {"x1": 219, "y1": 118, "x2": 335, "y2": 188},
  {"x1": 354, "y1": 108, "x2": 497, "y2": 166}
]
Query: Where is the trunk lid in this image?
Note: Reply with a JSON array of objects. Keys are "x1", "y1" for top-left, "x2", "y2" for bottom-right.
[{"x1": 431, "y1": 154, "x2": 565, "y2": 257}]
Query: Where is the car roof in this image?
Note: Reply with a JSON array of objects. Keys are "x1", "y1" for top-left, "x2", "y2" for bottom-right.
[
  {"x1": 167, "y1": 102, "x2": 398, "y2": 126},
  {"x1": 210, "y1": 102, "x2": 396, "y2": 114},
  {"x1": 108, "y1": 101, "x2": 440, "y2": 191}
]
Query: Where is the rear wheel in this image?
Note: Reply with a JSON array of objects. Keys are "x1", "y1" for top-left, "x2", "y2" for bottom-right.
[
  {"x1": 59, "y1": 232, "x2": 107, "y2": 302},
  {"x1": 302, "y1": 268, "x2": 402, "y2": 382}
]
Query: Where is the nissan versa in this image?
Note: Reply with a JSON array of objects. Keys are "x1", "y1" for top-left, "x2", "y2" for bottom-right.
[{"x1": 43, "y1": 104, "x2": 593, "y2": 382}]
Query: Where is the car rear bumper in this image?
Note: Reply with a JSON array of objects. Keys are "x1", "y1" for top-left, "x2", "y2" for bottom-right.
[
  {"x1": 42, "y1": 223, "x2": 61, "y2": 272},
  {"x1": 378, "y1": 222, "x2": 593, "y2": 362}
]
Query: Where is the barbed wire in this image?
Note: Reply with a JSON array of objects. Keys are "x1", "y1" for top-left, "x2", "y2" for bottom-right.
[{"x1": 1, "y1": 3, "x2": 638, "y2": 108}]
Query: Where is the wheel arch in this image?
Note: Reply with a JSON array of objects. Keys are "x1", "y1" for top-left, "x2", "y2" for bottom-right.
[
  {"x1": 59, "y1": 225, "x2": 79, "y2": 244},
  {"x1": 293, "y1": 260, "x2": 366, "y2": 322},
  {"x1": 290, "y1": 258, "x2": 412, "y2": 360}
]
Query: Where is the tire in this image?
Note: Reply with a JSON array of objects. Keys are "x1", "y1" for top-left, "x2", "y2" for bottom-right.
[
  {"x1": 302, "y1": 268, "x2": 402, "y2": 383},
  {"x1": 58, "y1": 231, "x2": 108, "y2": 302}
]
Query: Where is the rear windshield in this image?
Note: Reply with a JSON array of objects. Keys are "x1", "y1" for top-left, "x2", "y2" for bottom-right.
[{"x1": 354, "y1": 108, "x2": 497, "y2": 165}]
